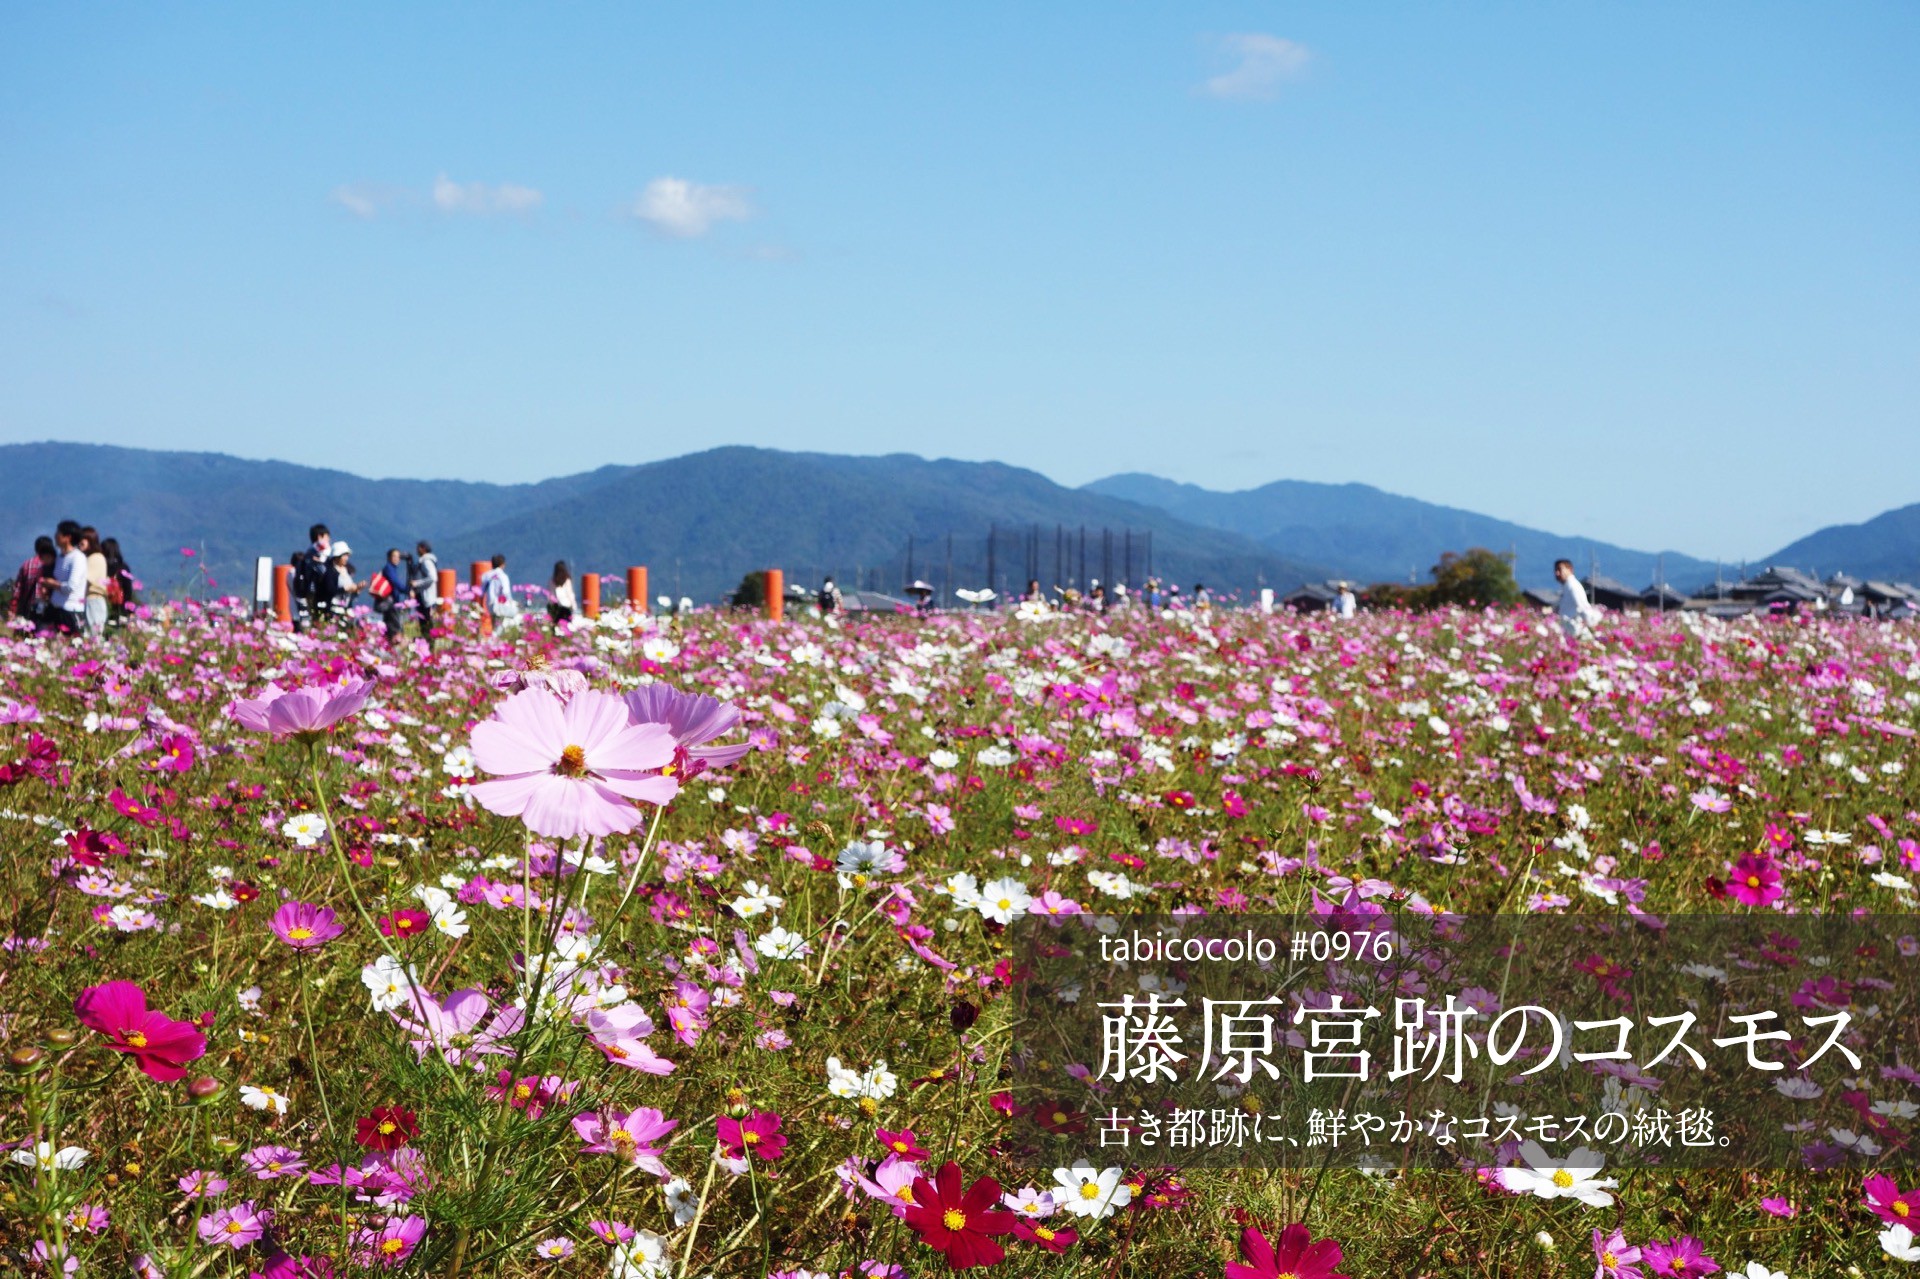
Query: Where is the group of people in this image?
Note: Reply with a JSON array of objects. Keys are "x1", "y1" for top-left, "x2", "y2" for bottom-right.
[
  {"x1": 9, "y1": 521, "x2": 137, "y2": 636},
  {"x1": 289, "y1": 528, "x2": 588, "y2": 641},
  {"x1": 290, "y1": 525, "x2": 443, "y2": 643}
]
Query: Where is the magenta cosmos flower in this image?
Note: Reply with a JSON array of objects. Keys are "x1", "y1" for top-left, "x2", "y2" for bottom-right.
[
  {"x1": 469, "y1": 688, "x2": 680, "y2": 839},
  {"x1": 229, "y1": 679, "x2": 373, "y2": 739},
  {"x1": 196, "y1": 1201, "x2": 271, "y2": 1248},
  {"x1": 73, "y1": 980, "x2": 207, "y2": 1081},
  {"x1": 622, "y1": 684, "x2": 750, "y2": 774},
  {"x1": 1225, "y1": 1224, "x2": 1350, "y2": 1279},
  {"x1": 391, "y1": 988, "x2": 524, "y2": 1067},
  {"x1": 270, "y1": 901, "x2": 344, "y2": 950},
  {"x1": 353, "y1": 1214, "x2": 427, "y2": 1268},
  {"x1": 1727, "y1": 854, "x2": 1783, "y2": 908},
  {"x1": 717, "y1": 1111, "x2": 787, "y2": 1161}
]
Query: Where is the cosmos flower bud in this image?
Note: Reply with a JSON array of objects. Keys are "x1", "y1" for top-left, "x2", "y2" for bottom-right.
[
  {"x1": 187, "y1": 1075, "x2": 225, "y2": 1102},
  {"x1": 42, "y1": 1028, "x2": 77, "y2": 1048},
  {"x1": 7, "y1": 1046, "x2": 45, "y2": 1071}
]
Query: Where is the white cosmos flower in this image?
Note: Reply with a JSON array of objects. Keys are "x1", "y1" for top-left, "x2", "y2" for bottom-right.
[
  {"x1": 442, "y1": 745, "x2": 476, "y2": 779},
  {"x1": 10, "y1": 1143, "x2": 89, "y2": 1170},
  {"x1": 609, "y1": 1228, "x2": 672, "y2": 1279},
  {"x1": 663, "y1": 1176, "x2": 698, "y2": 1226},
  {"x1": 239, "y1": 1083, "x2": 291, "y2": 1114},
  {"x1": 860, "y1": 1060, "x2": 899, "y2": 1100},
  {"x1": 640, "y1": 636, "x2": 680, "y2": 664},
  {"x1": 928, "y1": 749, "x2": 960, "y2": 770},
  {"x1": 729, "y1": 880, "x2": 784, "y2": 918},
  {"x1": 1883, "y1": 1223, "x2": 1920, "y2": 1262},
  {"x1": 411, "y1": 884, "x2": 470, "y2": 938},
  {"x1": 1496, "y1": 1141, "x2": 1617, "y2": 1206},
  {"x1": 1737, "y1": 1263, "x2": 1787, "y2": 1279},
  {"x1": 942, "y1": 871, "x2": 982, "y2": 910},
  {"x1": 977, "y1": 877, "x2": 1033, "y2": 924},
  {"x1": 280, "y1": 813, "x2": 328, "y2": 846},
  {"x1": 825, "y1": 1056, "x2": 865, "y2": 1099},
  {"x1": 1051, "y1": 1163, "x2": 1131, "y2": 1219},
  {"x1": 753, "y1": 924, "x2": 810, "y2": 961},
  {"x1": 975, "y1": 746, "x2": 1015, "y2": 767},
  {"x1": 362, "y1": 954, "x2": 422, "y2": 1012},
  {"x1": 193, "y1": 889, "x2": 239, "y2": 910}
]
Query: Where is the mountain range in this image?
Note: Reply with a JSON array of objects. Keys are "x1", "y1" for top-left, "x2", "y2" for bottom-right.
[{"x1": 3, "y1": 441, "x2": 1914, "y2": 603}]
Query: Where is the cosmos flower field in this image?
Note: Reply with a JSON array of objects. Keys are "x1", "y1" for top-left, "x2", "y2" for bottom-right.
[{"x1": 3, "y1": 598, "x2": 1919, "y2": 1277}]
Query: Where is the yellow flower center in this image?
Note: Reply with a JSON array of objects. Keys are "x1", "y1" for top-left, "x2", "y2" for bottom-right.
[
  {"x1": 896, "y1": 1186, "x2": 915, "y2": 1204},
  {"x1": 557, "y1": 744, "x2": 588, "y2": 777},
  {"x1": 379, "y1": 1121, "x2": 397, "y2": 1134},
  {"x1": 124, "y1": 1031, "x2": 148, "y2": 1048},
  {"x1": 1746, "y1": 875, "x2": 1761, "y2": 888},
  {"x1": 381, "y1": 1238, "x2": 405, "y2": 1255},
  {"x1": 514, "y1": 1084, "x2": 533, "y2": 1100},
  {"x1": 892, "y1": 1140, "x2": 910, "y2": 1152},
  {"x1": 288, "y1": 926, "x2": 313, "y2": 939},
  {"x1": 1079, "y1": 1182, "x2": 1101, "y2": 1199},
  {"x1": 1899, "y1": 1202, "x2": 1912, "y2": 1218},
  {"x1": 1034, "y1": 1226, "x2": 1056, "y2": 1242},
  {"x1": 942, "y1": 1209, "x2": 967, "y2": 1231},
  {"x1": 1551, "y1": 1170, "x2": 1574, "y2": 1188},
  {"x1": 1603, "y1": 1252, "x2": 1618, "y2": 1267},
  {"x1": 997, "y1": 898, "x2": 1013, "y2": 910},
  {"x1": 225, "y1": 1221, "x2": 245, "y2": 1235},
  {"x1": 1052, "y1": 1111, "x2": 1070, "y2": 1126},
  {"x1": 742, "y1": 1130, "x2": 761, "y2": 1145},
  {"x1": 267, "y1": 1161, "x2": 282, "y2": 1171}
]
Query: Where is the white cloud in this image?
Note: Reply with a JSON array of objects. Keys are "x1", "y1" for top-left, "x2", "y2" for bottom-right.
[
  {"x1": 331, "y1": 182, "x2": 402, "y2": 219},
  {"x1": 630, "y1": 176, "x2": 752, "y2": 238},
  {"x1": 1201, "y1": 33, "x2": 1310, "y2": 101},
  {"x1": 431, "y1": 173, "x2": 544, "y2": 215}
]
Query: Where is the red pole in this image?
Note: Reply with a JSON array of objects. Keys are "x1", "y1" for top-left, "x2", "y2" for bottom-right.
[
  {"x1": 437, "y1": 568, "x2": 456, "y2": 618},
  {"x1": 471, "y1": 561, "x2": 492, "y2": 637},
  {"x1": 764, "y1": 568, "x2": 784, "y2": 621},
  {"x1": 627, "y1": 566, "x2": 648, "y2": 614},
  {"x1": 581, "y1": 573, "x2": 600, "y2": 619},
  {"x1": 272, "y1": 565, "x2": 291, "y2": 625}
]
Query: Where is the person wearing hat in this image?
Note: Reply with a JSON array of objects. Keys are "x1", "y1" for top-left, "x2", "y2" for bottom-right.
[
  {"x1": 907, "y1": 579, "x2": 935, "y2": 615},
  {"x1": 328, "y1": 541, "x2": 361, "y2": 619},
  {"x1": 1336, "y1": 583, "x2": 1357, "y2": 619}
]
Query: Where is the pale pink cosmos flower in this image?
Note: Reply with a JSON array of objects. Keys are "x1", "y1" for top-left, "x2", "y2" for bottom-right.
[
  {"x1": 228, "y1": 679, "x2": 372, "y2": 739},
  {"x1": 585, "y1": 1004, "x2": 676, "y2": 1075},
  {"x1": 572, "y1": 1106, "x2": 677, "y2": 1176},
  {"x1": 469, "y1": 689, "x2": 679, "y2": 839},
  {"x1": 390, "y1": 988, "x2": 525, "y2": 1067},
  {"x1": 622, "y1": 684, "x2": 750, "y2": 774}
]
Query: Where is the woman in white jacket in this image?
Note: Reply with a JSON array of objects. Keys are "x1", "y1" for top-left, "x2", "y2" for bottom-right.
[{"x1": 1553, "y1": 559, "x2": 1602, "y2": 640}]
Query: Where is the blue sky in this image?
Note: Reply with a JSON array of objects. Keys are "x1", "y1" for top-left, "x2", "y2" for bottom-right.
[{"x1": 2, "y1": 3, "x2": 1915, "y2": 559}]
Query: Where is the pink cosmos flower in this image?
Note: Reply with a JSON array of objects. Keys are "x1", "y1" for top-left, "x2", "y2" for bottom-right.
[
  {"x1": 572, "y1": 1106, "x2": 677, "y2": 1176},
  {"x1": 470, "y1": 689, "x2": 679, "y2": 838},
  {"x1": 390, "y1": 988, "x2": 524, "y2": 1066},
  {"x1": 229, "y1": 679, "x2": 372, "y2": 739},
  {"x1": 242, "y1": 1145, "x2": 307, "y2": 1179},
  {"x1": 353, "y1": 1214, "x2": 427, "y2": 1268},
  {"x1": 270, "y1": 901, "x2": 344, "y2": 950},
  {"x1": 622, "y1": 684, "x2": 750, "y2": 774},
  {"x1": 179, "y1": 1169, "x2": 228, "y2": 1197},
  {"x1": 1864, "y1": 1173, "x2": 1920, "y2": 1224},
  {"x1": 196, "y1": 1201, "x2": 271, "y2": 1248},
  {"x1": 585, "y1": 1004, "x2": 676, "y2": 1075},
  {"x1": 249, "y1": 1254, "x2": 335, "y2": 1279},
  {"x1": 73, "y1": 980, "x2": 207, "y2": 1081},
  {"x1": 855, "y1": 1153, "x2": 924, "y2": 1215},
  {"x1": 1593, "y1": 1227, "x2": 1644, "y2": 1279},
  {"x1": 1758, "y1": 1196, "x2": 1795, "y2": 1218},
  {"x1": 717, "y1": 1111, "x2": 786, "y2": 1162}
]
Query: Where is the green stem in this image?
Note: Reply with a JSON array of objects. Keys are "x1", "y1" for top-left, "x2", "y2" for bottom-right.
[{"x1": 298, "y1": 957, "x2": 336, "y2": 1141}]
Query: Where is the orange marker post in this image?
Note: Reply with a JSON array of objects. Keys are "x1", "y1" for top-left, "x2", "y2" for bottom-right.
[
  {"x1": 471, "y1": 561, "x2": 492, "y2": 637},
  {"x1": 626, "y1": 566, "x2": 648, "y2": 615},
  {"x1": 437, "y1": 568, "x2": 457, "y2": 618},
  {"x1": 764, "y1": 568, "x2": 784, "y2": 621},
  {"x1": 272, "y1": 565, "x2": 292, "y2": 625},
  {"x1": 581, "y1": 573, "x2": 600, "y2": 619}
]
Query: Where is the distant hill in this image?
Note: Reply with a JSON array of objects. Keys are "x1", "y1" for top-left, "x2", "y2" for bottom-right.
[
  {"x1": 1084, "y1": 473, "x2": 1721, "y2": 592},
  {"x1": 1763, "y1": 504, "x2": 1920, "y2": 584},
  {"x1": 0, "y1": 443, "x2": 1328, "y2": 604}
]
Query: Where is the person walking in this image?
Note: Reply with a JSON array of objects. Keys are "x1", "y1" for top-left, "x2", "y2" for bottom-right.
[
  {"x1": 1553, "y1": 558, "x2": 1601, "y2": 642},
  {"x1": 48, "y1": 521, "x2": 88, "y2": 636},
  {"x1": 410, "y1": 540, "x2": 439, "y2": 643},
  {"x1": 373, "y1": 547, "x2": 411, "y2": 643},
  {"x1": 817, "y1": 575, "x2": 842, "y2": 617},
  {"x1": 328, "y1": 542, "x2": 362, "y2": 621},
  {"x1": 547, "y1": 561, "x2": 576, "y2": 626},
  {"x1": 1336, "y1": 583, "x2": 1357, "y2": 619},
  {"x1": 292, "y1": 524, "x2": 335, "y2": 632},
  {"x1": 482, "y1": 553, "x2": 519, "y2": 631},
  {"x1": 11, "y1": 536, "x2": 55, "y2": 629}
]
